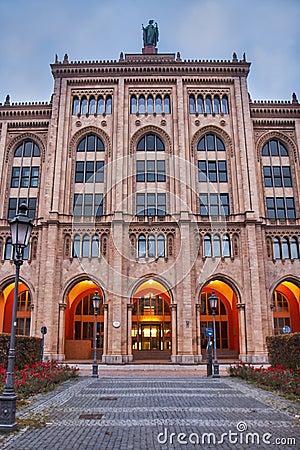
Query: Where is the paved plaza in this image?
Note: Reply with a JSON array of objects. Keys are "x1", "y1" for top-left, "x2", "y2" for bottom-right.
[{"x1": 0, "y1": 365, "x2": 299, "y2": 449}]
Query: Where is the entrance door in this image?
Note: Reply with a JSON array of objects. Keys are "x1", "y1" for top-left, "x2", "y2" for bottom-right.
[{"x1": 141, "y1": 324, "x2": 161, "y2": 350}]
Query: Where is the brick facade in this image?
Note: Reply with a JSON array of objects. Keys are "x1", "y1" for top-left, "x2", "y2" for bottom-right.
[{"x1": 0, "y1": 46, "x2": 299, "y2": 364}]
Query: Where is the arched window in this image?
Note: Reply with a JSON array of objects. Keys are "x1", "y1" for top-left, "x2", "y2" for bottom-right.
[
  {"x1": 262, "y1": 139, "x2": 295, "y2": 219},
  {"x1": 222, "y1": 95, "x2": 229, "y2": 114},
  {"x1": 223, "y1": 234, "x2": 231, "y2": 258},
  {"x1": 213, "y1": 96, "x2": 221, "y2": 114},
  {"x1": 91, "y1": 235, "x2": 99, "y2": 258},
  {"x1": 282, "y1": 237, "x2": 290, "y2": 259},
  {"x1": 138, "y1": 95, "x2": 146, "y2": 114},
  {"x1": 273, "y1": 237, "x2": 281, "y2": 259},
  {"x1": 16, "y1": 290, "x2": 31, "y2": 336},
  {"x1": 204, "y1": 234, "x2": 212, "y2": 257},
  {"x1": 148, "y1": 235, "x2": 155, "y2": 258},
  {"x1": 80, "y1": 97, "x2": 88, "y2": 115},
  {"x1": 88, "y1": 96, "x2": 96, "y2": 115},
  {"x1": 133, "y1": 295, "x2": 170, "y2": 316},
  {"x1": 197, "y1": 95, "x2": 204, "y2": 113},
  {"x1": 147, "y1": 95, "x2": 154, "y2": 114},
  {"x1": 74, "y1": 292, "x2": 104, "y2": 349},
  {"x1": 197, "y1": 134, "x2": 225, "y2": 152},
  {"x1": 164, "y1": 95, "x2": 171, "y2": 114},
  {"x1": 273, "y1": 291, "x2": 290, "y2": 335},
  {"x1": 73, "y1": 235, "x2": 81, "y2": 258},
  {"x1": 0, "y1": 237, "x2": 3, "y2": 260},
  {"x1": 155, "y1": 95, "x2": 162, "y2": 113},
  {"x1": 262, "y1": 140, "x2": 289, "y2": 156},
  {"x1": 157, "y1": 234, "x2": 165, "y2": 258},
  {"x1": 72, "y1": 96, "x2": 79, "y2": 115},
  {"x1": 291, "y1": 237, "x2": 299, "y2": 259},
  {"x1": 137, "y1": 133, "x2": 165, "y2": 152},
  {"x1": 82, "y1": 235, "x2": 90, "y2": 258},
  {"x1": 130, "y1": 95, "x2": 137, "y2": 114},
  {"x1": 138, "y1": 234, "x2": 146, "y2": 258},
  {"x1": 213, "y1": 234, "x2": 221, "y2": 258},
  {"x1": 77, "y1": 134, "x2": 105, "y2": 152},
  {"x1": 200, "y1": 292, "x2": 229, "y2": 349},
  {"x1": 189, "y1": 95, "x2": 196, "y2": 114},
  {"x1": 9, "y1": 140, "x2": 40, "y2": 221},
  {"x1": 205, "y1": 95, "x2": 212, "y2": 114},
  {"x1": 197, "y1": 134, "x2": 229, "y2": 217},
  {"x1": 97, "y1": 96, "x2": 105, "y2": 114},
  {"x1": 5, "y1": 237, "x2": 12, "y2": 260},
  {"x1": 14, "y1": 140, "x2": 40, "y2": 157},
  {"x1": 105, "y1": 95, "x2": 112, "y2": 114}
]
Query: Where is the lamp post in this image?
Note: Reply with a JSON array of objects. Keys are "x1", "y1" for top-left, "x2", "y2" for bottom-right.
[
  {"x1": 209, "y1": 289, "x2": 220, "y2": 378},
  {"x1": 92, "y1": 291, "x2": 100, "y2": 378},
  {"x1": 0, "y1": 203, "x2": 33, "y2": 432}
]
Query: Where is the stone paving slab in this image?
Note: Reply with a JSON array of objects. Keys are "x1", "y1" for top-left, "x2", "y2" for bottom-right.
[{"x1": 0, "y1": 373, "x2": 299, "y2": 450}]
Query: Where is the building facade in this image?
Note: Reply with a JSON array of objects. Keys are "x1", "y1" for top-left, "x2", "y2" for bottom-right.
[{"x1": 0, "y1": 36, "x2": 300, "y2": 364}]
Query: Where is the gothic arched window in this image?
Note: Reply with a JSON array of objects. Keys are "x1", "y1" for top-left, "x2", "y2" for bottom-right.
[
  {"x1": 138, "y1": 234, "x2": 146, "y2": 258},
  {"x1": 91, "y1": 235, "x2": 99, "y2": 258},
  {"x1": 291, "y1": 237, "x2": 299, "y2": 259},
  {"x1": 157, "y1": 234, "x2": 165, "y2": 258},
  {"x1": 273, "y1": 237, "x2": 281, "y2": 259},
  {"x1": 73, "y1": 235, "x2": 81, "y2": 258},
  {"x1": 204, "y1": 234, "x2": 212, "y2": 257}
]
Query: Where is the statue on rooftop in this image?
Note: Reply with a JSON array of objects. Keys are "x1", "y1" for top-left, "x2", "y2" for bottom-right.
[{"x1": 142, "y1": 20, "x2": 159, "y2": 47}]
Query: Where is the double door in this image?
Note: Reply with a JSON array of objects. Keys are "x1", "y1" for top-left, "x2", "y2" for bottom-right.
[{"x1": 141, "y1": 324, "x2": 161, "y2": 350}]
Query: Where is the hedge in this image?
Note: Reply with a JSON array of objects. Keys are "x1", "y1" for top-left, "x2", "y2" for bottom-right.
[
  {"x1": 0, "y1": 334, "x2": 42, "y2": 369},
  {"x1": 266, "y1": 333, "x2": 300, "y2": 370}
]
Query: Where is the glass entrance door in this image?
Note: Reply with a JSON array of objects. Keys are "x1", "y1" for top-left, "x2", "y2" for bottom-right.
[{"x1": 141, "y1": 324, "x2": 161, "y2": 350}]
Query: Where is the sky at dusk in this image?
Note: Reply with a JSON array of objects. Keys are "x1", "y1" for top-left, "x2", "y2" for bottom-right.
[{"x1": 0, "y1": 0, "x2": 299, "y2": 103}]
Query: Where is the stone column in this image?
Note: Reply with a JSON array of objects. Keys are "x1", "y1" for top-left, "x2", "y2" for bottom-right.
[
  {"x1": 102, "y1": 304, "x2": 108, "y2": 361},
  {"x1": 57, "y1": 303, "x2": 66, "y2": 361},
  {"x1": 170, "y1": 304, "x2": 177, "y2": 362},
  {"x1": 237, "y1": 303, "x2": 247, "y2": 361},
  {"x1": 126, "y1": 304, "x2": 133, "y2": 362},
  {"x1": 196, "y1": 304, "x2": 202, "y2": 362}
]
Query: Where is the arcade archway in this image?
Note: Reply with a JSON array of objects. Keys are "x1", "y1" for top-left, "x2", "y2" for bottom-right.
[
  {"x1": 0, "y1": 281, "x2": 32, "y2": 336},
  {"x1": 131, "y1": 279, "x2": 172, "y2": 361},
  {"x1": 272, "y1": 281, "x2": 300, "y2": 334},
  {"x1": 199, "y1": 280, "x2": 239, "y2": 358},
  {"x1": 65, "y1": 279, "x2": 104, "y2": 360}
]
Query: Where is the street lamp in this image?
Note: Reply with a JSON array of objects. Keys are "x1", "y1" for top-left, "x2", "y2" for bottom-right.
[
  {"x1": 92, "y1": 291, "x2": 100, "y2": 378},
  {"x1": 0, "y1": 203, "x2": 33, "y2": 432},
  {"x1": 209, "y1": 289, "x2": 220, "y2": 378}
]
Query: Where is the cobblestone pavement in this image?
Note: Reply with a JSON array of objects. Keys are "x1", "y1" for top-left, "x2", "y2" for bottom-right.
[{"x1": 0, "y1": 368, "x2": 299, "y2": 450}]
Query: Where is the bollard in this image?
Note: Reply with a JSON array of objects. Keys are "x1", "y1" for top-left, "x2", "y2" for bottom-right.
[
  {"x1": 206, "y1": 337, "x2": 213, "y2": 377},
  {"x1": 41, "y1": 326, "x2": 47, "y2": 361}
]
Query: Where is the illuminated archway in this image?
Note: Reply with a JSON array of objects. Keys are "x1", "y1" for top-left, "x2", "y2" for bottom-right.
[
  {"x1": 0, "y1": 281, "x2": 32, "y2": 336},
  {"x1": 131, "y1": 278, "x2": 172, "y2": 359},
  {"x1": 64, "y1": 279, "x2": 104, "y2": 360},
  {"x1": 272, "y1": 281, "x2": 300, "y2": 334},
  {"x1": 199, "y1": 279, "x2": 239, "y2": 356}
]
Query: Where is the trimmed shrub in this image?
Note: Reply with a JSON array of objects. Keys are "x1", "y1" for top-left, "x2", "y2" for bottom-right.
[
  {"x1": 266, "y1": 333, "x2": 300, "y2": 371},
  {"x1": 0, "y1": 334, "x2": 42, "y2": 369}
]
